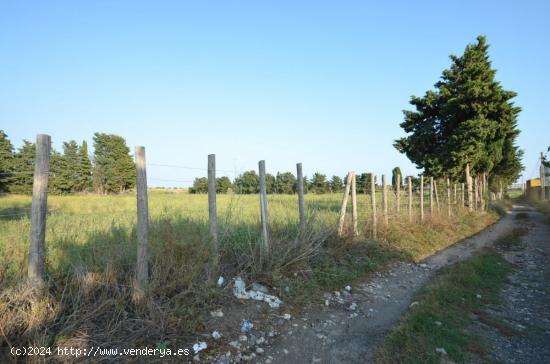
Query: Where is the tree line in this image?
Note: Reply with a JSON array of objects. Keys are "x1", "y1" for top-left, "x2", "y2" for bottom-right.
[
  {"x1": 0, "y1": 131, "x2": 135, "y2": 194},
  {"x1": 189, "y1": 168, "x2": 409, "y2": 194}
]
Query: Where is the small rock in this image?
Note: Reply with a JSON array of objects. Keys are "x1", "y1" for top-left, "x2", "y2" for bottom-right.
[
  {"x1": 349, "y1": 302, "x2": 357, "y2": 311},
  {"x1": 193, "y1": 354, "x2": 200, "y2": 362},
  {"x1": 345, "y1": 285, "x2": 352, "y2": 292},
  {"x1": 409, "y1": 301, "x2": 419, "y2": 308},
  {"x1": 435, "y1": 347, "x2": 447, "y2": 355},
  {"x1": 210, "y1": 309, "x2": 224, "y2": 318},
  {"x1": 252, "y1": 282, "x2": 269, "y2": 293},
  {"x1": 229, "y1": 341, "x2": 240, "y2": 349},
  {"x1": 217, "y1": 276, "x2": 225, "y2": 287},
  {"x1": 434, "y1": 321, "x2": 442, "y2": 327},
  {"x1": 283, "y1": 313, "x2": 292, "y2": 320},
  {"x1": 256, "y1": 347, "x2": 264, "y2": 355},
  {"x1": 241, "y1": 320, "x2": 254, "y2": 333},
  {"x1": 212, "y1": 331, "x2": 222, "y2": 340},
  {"x1": 193, "y1": 342, "x2": 207, "y2": 354},
  {"x1": 476, "y1": 294, "x2": 482, "y2": 299},
  {"x1": 256, "y1": 337, "x2": 266, "y2": 345},
  {"x1": 324, "y1": 299, "x2": 331, "y2": 306},
  {"x1": 265, "y1": 359, "x2": 273, "y2": 364},
  {"x1": 239, "y1": 334, "x2": 248, "y2": 342},
  {"x1": 283, "y1": 349, "x2": 289, "y2": 355}
]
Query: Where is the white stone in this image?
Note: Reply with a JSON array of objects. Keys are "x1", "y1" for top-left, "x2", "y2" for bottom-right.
[{"x1": 193, "y1": 342, "x2": 207, "y2": 354}]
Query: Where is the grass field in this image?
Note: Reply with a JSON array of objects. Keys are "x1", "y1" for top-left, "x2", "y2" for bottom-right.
[{"x1": 0, "y1": 190, "x2": 501, "y2": 358}]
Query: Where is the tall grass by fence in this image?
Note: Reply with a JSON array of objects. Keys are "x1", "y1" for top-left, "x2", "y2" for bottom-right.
[{"x1": 4, "y1": 134, "x2": 500, "y2": 300}]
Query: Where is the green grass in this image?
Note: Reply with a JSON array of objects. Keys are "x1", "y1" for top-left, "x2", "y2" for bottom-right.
[
  {"x1": 374, "y1": 247, "x2": 518, "y2": 364},
  {"x1": 0, "y1": 191, "x2": 499, "y2": 354}
]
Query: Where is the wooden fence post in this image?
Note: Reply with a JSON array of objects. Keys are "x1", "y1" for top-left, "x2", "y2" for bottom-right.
[
  {"x1": 434, "y1": 179, "x2": 440, "y2": 211},
  {"x1": 296, "y1": 163, "x2": 306, "y2": 230},
  {"x1": 371, "y1": 173, "x2": 377, "y2": 239},
  {"x1": 453, "y1": 182, "x2": 457, "y2": 206},
  {"x1": 429, "y1": 176, "x2": 434, "y2": 215},
  {"x1": 466, "y1": 163, "x2": 473, "y2": 211},
  {"x1": 447, "y1": 178, "x2": 451, "y2": 217},
  {"x1": 351, "y1": 173, "x2": 358, "y2": 236},
  {"x1": 135, "y1": 146, "x2": 149, "y2": 301},
  {"x1": 28, "y1": 134, "x2": 51, "y2": 290},
  {"x1": 259, "y1": 160, "x2": 269, "y2": 259},
  {"x1": 461, "y1": 183, "x2": 465, "y2": 209},
  {"x1": 479, "y1": 172, "x2": 485, "y2": 211},
  {"x1": 408, "y1": 176, "x2": 412, "y2": 222},
  {"x1": 382, "y1": 174, "x2": 388, "y2": 225},
  {"x1": 338, "y1": 172, "x2": 353, "y2": 236},
  {"x1": 208, "y1": 154, "x2": 218, "y2": 265},
  {"x1": 474, "y1": 177, "x2": 478, "y2": 210},
  {"x1": 541, "y1": 152, "x2": 546, "y2": 200},
  {"x1": 396, "y1": 174, "x2": 401, "y2": 213},
  {"x1": 420, "y1": 175, "x2": 424, "y2": 222}
]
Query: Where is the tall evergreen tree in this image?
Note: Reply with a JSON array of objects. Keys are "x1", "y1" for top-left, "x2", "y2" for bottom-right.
[
  {"x1": 391, "y1": 167, "x2": 402, "y2": 189},
  {"x1": 0, "y1": 130, "x2": 14, "y2": 192},
  {"x1": 10, "y1": 140, "x2": 35, "y2": 194},
  {"x1": 330, "y1": 175, "x2": 343, "y2": 193},
  {"x1": 395, "y1": 36, "x2": 523, "y2": 185},
  {"x1": 77, "y1": 140, "x2": 92, "y2": 192},
  {"x1": 275, "y1": 172, "x2": 297, "y2": 194},
  {"x1": 309, "y1": 173, "x2": 329, "y2": 194},
  {"x1": 92, "y1": 133, "x2": 135, "y2": 194}
]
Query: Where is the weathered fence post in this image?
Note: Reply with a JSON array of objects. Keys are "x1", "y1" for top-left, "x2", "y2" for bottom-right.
[
  {"x1": 371, "y1": 173, "x2": 377, "y2": 238},
  {"x1": 28, "y1": 134, "x2": 51, "y2": 290},
  {"x1": 382, "y1": 174, "x2": 388, "y2": 225},
  {"x1": 461, "y1": 183, "x2": 465, "y2": 209},
  {"x1": 408, "y1": 176, "x2": 412, "y2": 222},
  {"x1": 420, "y1": 175, "x2": 424, "y2": 222},
  {"x1": 338, "y1": 172, "x2": 353, "y2": 236},
  {"x1": 396, "y1": 174, "x2": 401, "y2": 213},
  {"x1": 208, "y1": 154, "x2": 218, "y2": 265},
  {"x1": 453, "y1": 182, "x2": 457, "y2": 206},
  {"x1": 296, "y1": 163, "x2": 306, "y2": 230},
  {"x1": 259, "y1": 160, "x2": 269, "y2": 259},
  {"x1": 541, "y1": 152, "x2": 546, "y2": 200},
  {"x1": 479, "y1": 172, "x2": 485, "y2": 211},
  {"x1": 474, "y1": 177, "x2": 479, "y2": 210},
  {"x1": 429, "y1": 176, "x2": 434, "y2": 215},
  {"x1": 466, "y1": 163, "x2": 473, "y2": 211},
  {"x1": 135, "y1": 146, "x2": 149, "y2": 301},
  {"x1": 434, "y1": 179, "x2": 440, "y2": 211},
  {"x1": 446, "y1": 178, "x2": 451, "y2": 217},
  {"x1": 351, "y1": 173, "x2": 358, "y2": 236}
]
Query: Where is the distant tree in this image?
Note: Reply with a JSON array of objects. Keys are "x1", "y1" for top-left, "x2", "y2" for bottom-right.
[
  {"x1": 92, "y1": 133, "x2": 135, "y2": 194},
  {"x1": 392, "y1": 167, "x2": 402, "y2": 190},
  {"x1": 234, "y1": 170, "x2": 259, "y2": 194},
  {"x1": 0, "y1": 130, "x2": 14, "y2": 192},
  {"x1": 10, "y1": 140, "x2": 35, "y2": 194},
  {"x1": 355, "y1": 173, "x2": 372, "y2": 193},
  {"x1": 266, "y1": 173, "x2": 276, "y2": 194},
  {"x1": 330, "y1": 175, "x2": 343, "y2": 193},
  {"x1": 189, "y1": 177, "x2": 208, "y2": 194},
  {"x1": 275, "y1": 172, "x2": 297, "y2": 194},
  {"x1": 309, "y1": 173, "x2": 329, "y2": 194},
  {"x1": 76, "y1": 140, "x2": 92, "y2": 192},
  {"x1": 302, "y1": 176, "x2": 309, "y2": 194},
  {"x1": 51, "y1": 141, "x2": 80, "y2": 193},
  {"x1": 216, "y1": 176, "x2": 232, "y2": 193}
]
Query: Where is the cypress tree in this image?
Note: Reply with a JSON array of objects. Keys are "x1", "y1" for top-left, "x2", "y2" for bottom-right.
[
  {"x1": 0, "y1": 130, "x2": 14, "y2": 192},
  {"x1": 395, "y1": 36, "x2": 522, "y2": 185},
  {"x1": 77, "y1": 140, "x2": 92, "y2": 192},
  {"x1": 92, "y1": 133, "x2": 135, "y2": 194}
]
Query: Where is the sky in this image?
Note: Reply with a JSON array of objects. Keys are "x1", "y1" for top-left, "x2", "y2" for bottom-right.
[{"x1": 1, "y1": 0, "x2": 548, "y2": 187}]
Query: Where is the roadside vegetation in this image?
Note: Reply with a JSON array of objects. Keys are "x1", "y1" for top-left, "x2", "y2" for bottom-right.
[
  {"x1": 0, "y1": 191, "x2": 499, "y2": 358},
  {"x1": 374, "y1": 229, "x2": 529, "y2": 364}
]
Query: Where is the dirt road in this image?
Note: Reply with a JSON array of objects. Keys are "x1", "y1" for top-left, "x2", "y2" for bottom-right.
[{"x1": 260, "y1": 207, "x2": 524, "y2": 363}]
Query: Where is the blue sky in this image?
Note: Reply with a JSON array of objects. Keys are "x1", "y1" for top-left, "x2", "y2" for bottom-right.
[{"x1": 1, "y1": 1, "x2": 548, "y2": 186}]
